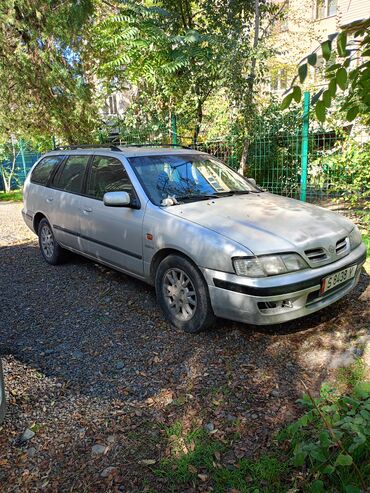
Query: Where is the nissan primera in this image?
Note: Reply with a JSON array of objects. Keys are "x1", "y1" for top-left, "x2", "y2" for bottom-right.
[{"x1": 22, "y1": 146, "x2": 366, "y2": 333}]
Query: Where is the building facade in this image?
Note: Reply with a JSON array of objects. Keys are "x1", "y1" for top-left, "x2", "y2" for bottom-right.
[{"x1": 269, "y1": 0, "x2": 370, "y2": 94}]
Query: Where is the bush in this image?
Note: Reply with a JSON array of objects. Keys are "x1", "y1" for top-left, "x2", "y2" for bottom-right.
[
  {"x1": 308, "y1": 136, "x2": 370, "y2": 208},
  {"x1": 279, "y1": 379, "x2": 370, "y2": 492}
]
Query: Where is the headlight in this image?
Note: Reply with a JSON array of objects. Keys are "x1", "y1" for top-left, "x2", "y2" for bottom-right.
[
  {"x1": 233, "y1": 253, "x2": 308, "y2": 278},
  {"x1": 349, "y1": 226, "x2": 362, "y2": 250}
]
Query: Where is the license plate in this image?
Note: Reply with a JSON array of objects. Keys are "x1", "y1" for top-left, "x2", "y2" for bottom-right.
[{"x1": 321, "y1": 265, "x2": 357, "y2": 294}]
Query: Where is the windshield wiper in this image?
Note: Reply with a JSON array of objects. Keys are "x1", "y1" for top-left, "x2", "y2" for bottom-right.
[
  {"x1": 176, "y1": 194, "x2": 221, "y2": 202},
  {"x1": 176, "y1": 190, "x2": 251, "y2": 202}
]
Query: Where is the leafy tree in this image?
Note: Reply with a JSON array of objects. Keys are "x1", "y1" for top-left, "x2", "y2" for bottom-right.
[
  {"x1": 93, "y1": 0, "x2": 280, "y2": 150},
  {"x1": 93, "y1": 0, "x2": 235, "y2": 143},
  {"x1": 282, "y1": 18, "x2": 370, "y2": 124},
  {"x1": 0, "y1": 0, "x2": 100, "y2": 146}
]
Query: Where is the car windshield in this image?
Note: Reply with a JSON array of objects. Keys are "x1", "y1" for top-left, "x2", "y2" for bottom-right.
[{"x1": 128, "y1": 154, "x2": 258, "y2": 205}]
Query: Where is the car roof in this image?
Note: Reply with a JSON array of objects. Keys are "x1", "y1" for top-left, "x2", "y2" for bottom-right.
[{"x1": 44, "y1": 146, "x2": 206, "y2": 159}]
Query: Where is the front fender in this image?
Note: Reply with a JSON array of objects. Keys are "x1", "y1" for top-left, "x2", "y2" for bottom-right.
[{"x1": 143, "y1": 205, "x2": 253, "y2": 277}]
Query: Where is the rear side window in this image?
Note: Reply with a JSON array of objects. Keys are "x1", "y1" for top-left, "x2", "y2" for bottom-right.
[
  {"x1": 31, "y1": 156, "x2": 64, "y2": 185},
  {"x1": 86, "y1": 156, "x2": 133, "y2": 200},
  {"x1": 55, "y1": 155, "x2": 90, "y2": 194}
]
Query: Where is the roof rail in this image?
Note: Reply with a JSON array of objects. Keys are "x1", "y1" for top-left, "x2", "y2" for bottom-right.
[
  {"x1": 53, "y1": 144, "x2": 122, "y2": 152},
  {"x1": 120, "y1": 143, "x2": 192, "y2": 149}
]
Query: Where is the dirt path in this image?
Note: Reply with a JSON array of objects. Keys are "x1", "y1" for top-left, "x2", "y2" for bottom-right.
[{"x1": 0, "y1": 202, "x2": 369, "y2": 492}]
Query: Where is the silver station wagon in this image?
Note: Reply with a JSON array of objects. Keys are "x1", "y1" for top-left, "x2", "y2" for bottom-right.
[{"x1": 22, "y1": 145, "x2": 366, "y2": 333}]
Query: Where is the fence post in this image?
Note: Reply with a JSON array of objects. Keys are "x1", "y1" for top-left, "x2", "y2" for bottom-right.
[
  {"x1": 300, "y1": 91, "x2": 310, "y2": 202},
  {"x1": 171, "y1": 114, "x2": 177, "y2": 146}
]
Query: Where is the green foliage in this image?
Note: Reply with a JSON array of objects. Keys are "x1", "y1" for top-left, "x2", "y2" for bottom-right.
[
  {"x1": 337, "y1": 359, "x2": 366, "y2": 388},
  {"x1": 308, "y1": 134, "x2": 370, "y2": 208},
  {"x1": 279, "y1": 378, "x2": 370, "y2": 492},
  {"x1": 93, "y1": 0, "x2": 280, "y2": 144},
  {"x1": 246, "y1": 101, "x2": 303, "y2": 193},
  {"x1": 362, "y1": 233, "x2": 370, "y2": 257},
  {"x1": 0, "y1": 0, "x2": 100, "y2": 145},
  {"x1": 283, "y1": 18, "x2": 370, "y2": 123}
]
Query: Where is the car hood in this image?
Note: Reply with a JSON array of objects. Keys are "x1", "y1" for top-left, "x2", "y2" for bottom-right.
[{"x1": 164, "y1": 193, "x2": 354, "y2": 255}]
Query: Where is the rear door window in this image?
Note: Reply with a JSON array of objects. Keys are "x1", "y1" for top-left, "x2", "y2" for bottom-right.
[
  {"x1": 86, "y1": 156, "x2": 133, "y2": 200},
  {"x1": 30, "y1": 155, "x2": 64, "y2": 185},
  {"x1": 54, "y1": 155, "x2": 90, "y2": 194}
]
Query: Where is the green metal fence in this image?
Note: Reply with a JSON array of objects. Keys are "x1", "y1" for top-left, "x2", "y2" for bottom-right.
[
  {"x1": 0, "y1": 143, "x2": 40, "y2": 191},
  {"x1": 1, "y1": 94, "x2": 369, "y2": 217}
]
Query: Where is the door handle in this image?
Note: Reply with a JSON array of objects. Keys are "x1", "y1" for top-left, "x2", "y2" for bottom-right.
[
  {"x1": 82, "y1": 208, "x2": 92, "y2": 214},
  {"x1": 46, "y1": 198, "x2": 53, "y2": 203}
]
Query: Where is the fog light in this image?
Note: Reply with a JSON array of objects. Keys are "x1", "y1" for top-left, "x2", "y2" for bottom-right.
[{"x1": 282, "y1": 300, "x2": 293, "y2": 308}]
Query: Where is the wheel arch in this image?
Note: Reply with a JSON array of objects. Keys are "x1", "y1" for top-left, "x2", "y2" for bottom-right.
[
  {"x1": 33, "y1": 212, "x2": 47, "y2": 235},
  {"x1": 150, "y1": 248, "x2": 201, "y2": 283}
]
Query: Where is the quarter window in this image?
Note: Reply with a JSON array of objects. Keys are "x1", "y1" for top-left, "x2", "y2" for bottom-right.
[
  {"x1": 86, "y1": 156, "x2": 133, "y2": 200},
  {"x1": 55, "y1": 155, "x2": 90, "y2": 194},
  {"x1": 30, "y1": 156, "x2": 64, "y2": 185}
]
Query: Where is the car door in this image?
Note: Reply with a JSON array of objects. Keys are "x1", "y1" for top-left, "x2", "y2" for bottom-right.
[
  {"x1": 78, "y1": 154, "x2": 144, "y2": 276},
  {"x1": 50, "y1": 154, "x2": 91, "y2": 251},
  {"x1": 0, "y1": 358, "x2": 6, "y2": 424}
]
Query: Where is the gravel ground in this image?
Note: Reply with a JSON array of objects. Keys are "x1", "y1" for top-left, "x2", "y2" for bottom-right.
[{"x1": 0, "y1": 202, "x2": 369, "y2": 492}]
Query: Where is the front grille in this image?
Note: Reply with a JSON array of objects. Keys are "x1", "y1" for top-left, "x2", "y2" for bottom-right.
[
  {"x1": 336, "y1": 237, "x2": 348, "y2": 255},
  {"x1": 305, "y1": 247, "x2": 328, "y2": 263}
]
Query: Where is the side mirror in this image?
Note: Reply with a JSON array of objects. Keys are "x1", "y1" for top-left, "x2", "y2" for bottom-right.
[
  {"x1": 248, "y1": 177, "x2": 257, "y2": 187},
  {"x1": 103, "y1": 191, "x2": 131, "y2": 207}
]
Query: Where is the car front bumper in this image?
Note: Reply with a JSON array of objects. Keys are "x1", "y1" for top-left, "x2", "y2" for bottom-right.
[{"x1": 201, "y1": 243, "x2": 367, "y2": 325}]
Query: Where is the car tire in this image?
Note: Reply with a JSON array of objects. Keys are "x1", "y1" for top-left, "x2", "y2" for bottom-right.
[
  {"x1": 38, "y1": 218, "x2": 65, "y2": 265},
  {"x1": 155, "y1": 254, "x2": 216, "y2": 333}
]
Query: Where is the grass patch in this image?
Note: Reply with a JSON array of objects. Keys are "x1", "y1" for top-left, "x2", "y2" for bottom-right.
[
  {"x1": 155, "y1": 422, "x2": 287, "y2": 492},
  {"x1": 0, "y1": 189, "x2": 23, "y2": 201},
  {"x1": 337, "y1": 359, "x2": 366, "y2": 389}
]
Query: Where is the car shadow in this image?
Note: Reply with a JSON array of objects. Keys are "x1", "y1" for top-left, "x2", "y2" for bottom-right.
[{"x1": 0, "y1": 241, "x2": 368, "y2": 405}]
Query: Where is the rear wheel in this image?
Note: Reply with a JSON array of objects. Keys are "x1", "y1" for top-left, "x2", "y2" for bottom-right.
[
  {"x1": 155, "y1": 254, "x2": 215, "y2": 333},
  {"x1": 38, "y1": 218, "x2": 65, "y2": 265}
]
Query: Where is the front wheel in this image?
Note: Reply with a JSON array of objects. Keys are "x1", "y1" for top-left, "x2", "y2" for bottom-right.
[
  {"x1": 155, "y1": 255, "x2": 215, "y2": 333},
  {"x1": 38, "y1": 218, "x2": 65, "y2": 265}
]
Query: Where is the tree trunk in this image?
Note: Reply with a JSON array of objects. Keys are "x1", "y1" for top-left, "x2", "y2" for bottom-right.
[
  {"x1": 239, "y1": 140, "x2": 250, "y2": 176},
  {"x1": 1, "y1": 141, "x2": 17, "y2": 193},
  {"x1": 239, "y1": 0, "x2": 260, "y2": 176},
  {"x1": 193, "y1": 98, "x2": 203, "y2": 146}
]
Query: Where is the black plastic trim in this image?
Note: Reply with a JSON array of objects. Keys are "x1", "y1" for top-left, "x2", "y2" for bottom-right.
[
  {"x1": 53, "y1": 225, "x2": 142, "y2": 260},
  {"x1": 213, "y1": 255, "x2": 366, "y2": 297}
]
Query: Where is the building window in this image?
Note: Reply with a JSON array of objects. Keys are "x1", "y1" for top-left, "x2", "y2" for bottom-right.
[
  {"x1": 315, "y1": 0, "x2": 337, "y2": 19},
  {"x1": 271, "y1": 68, "x2": 288, "y2": 92},
  {"x1": 108, "y1": 94, "x2": 118, "y2": 115}
]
